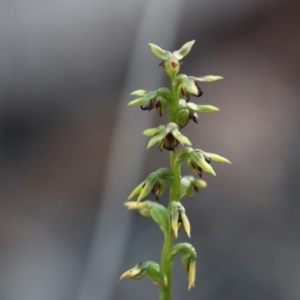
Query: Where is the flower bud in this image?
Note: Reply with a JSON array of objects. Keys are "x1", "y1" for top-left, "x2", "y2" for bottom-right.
[
  {"x1": 176, "y1": 107, "x2": 190, "y2": 129},
  {"x1": 119, "y1": 261, "x2": 167, "y2": 286},
  {"x1": 179, "y1": 176, "x2": 207, "y2": 199},
  {"x1": 169, "y1": 202, "x2": 191, "y2": 238},
  {"x1": 169, "y1": 243, "x2": 197, "y2": 290}
]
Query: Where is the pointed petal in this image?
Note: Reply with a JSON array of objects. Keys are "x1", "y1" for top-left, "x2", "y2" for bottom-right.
[
  {"x1": 128, "y1": 97, "x2": 153, "y2": 106},
  {"x1": 172, "y1": 130, "x2": 192, "y2": 146},
  {"x1": 181, "y1": 211, "x2": 191, "y2": 238},
  {"x1": 130, "y1": 89, "x2": 147, "y2": 96},
  {"x1": 192, "y1": 75, "x2": 223, "y2": 82},
  {"x1": 188, "y1": 260, "x2": 196, "y2": 290},
  {"x1": 124, "y1": 201, "x2": 154, "y2": 217},
  {"x1": 119, "y1": 267, "x2": 142, "y2": 281},
  {"x1": 171, "y1": 217, "x2": 179, "y2": 238},
  {"x1": 205, "y1": 152, "x2": 231, "y2": 164},
  {"x1": 173, "y1": 40, "x2": 195, "y2": 60},
  {"x1": 170, "y1": 208, "x2": 180, "y2": 238},
  {"x1": 147, "y1": 130, "x2": 167, "y2": 149},
  {"x1": 127, "y1": 180, "x2": 146, "y2": 200},
  {"x1": 148, "y1": 43, "x2": 171, "y2": 60},
  {"x1": 124, "y1": 201, "x2": 139, "y2": 210},
  {"x1": 191, "y1": 152, "x2": 216, "y2": 176},
  {"x1": 143, "y1": 125, "x2": 165, "y2": 137},
  {"x1": 187, "y1": 103, "x2": 219, "y2": 113},
  {"x1": 128, "y1": 91, "x2": 157, "y2": 106},
  {"x1": 137, "y1": 173, "x2": 159, "y2": 203}
]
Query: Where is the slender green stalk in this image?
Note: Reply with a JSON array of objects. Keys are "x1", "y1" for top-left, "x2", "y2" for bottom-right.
[
  {"x1": 159, "y1": 229, "x2": 174, "y2": 300},
  {"x1": 159, "y1": 75, "x2": 181, "y2": 300},
  {"x1": 121, "y1": 40, "x2": 229, "y2": 300}
]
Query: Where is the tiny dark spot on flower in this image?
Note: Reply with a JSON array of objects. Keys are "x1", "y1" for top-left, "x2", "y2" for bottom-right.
[
  {"x1": 171, "y1": 61, "x2": 178, "y2": 69},
  {"x1": 204, "y1": 156, "x2": 211, "y2": 164}
]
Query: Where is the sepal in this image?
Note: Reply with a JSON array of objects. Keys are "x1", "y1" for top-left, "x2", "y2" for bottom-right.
[
  {"x1": 203, "y1": 152, "x2": 231, "y2": 164},
  {"x1": 187, "y1": 102, "x2": 219, "y2": 113},
  {"x1": 190, "y1": 75, "x2": 223, "y2": 82},
  {"x1": 149, "y1": 43, "x2": 171, "y2": 60},
  {"x1": 173, "y1": 40, "x2": 195, "y2": 60},
  {"x1": 130, "y1": 89, "x2": 147, "y2": 96},
  {"x1": 143, "y1": 125, "x2": 166, "y2": 137}
]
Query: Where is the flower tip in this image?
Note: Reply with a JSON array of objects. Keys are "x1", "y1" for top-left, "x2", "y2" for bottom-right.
[
  {"x1": 171, "y1": 224, "x2": 179, "y2": 238},
  {"x1": 127, "y1": 193, "x2": 134, "y2": 200},
  {"x1": 188, "y1": 282, "x2": 195, "y2": 290},
  {"x1": 209, "y1": 169, "x2": 217, "y2": 177},
  {"x1": 188, "y1": 260, "x2": 196, "y2": 290},
  {"x1": 119, "y1": 272, "x2": 127, "y2": 281},
  {"x1": 124, "y1": 201, "x2": 138, "y2": 209}
]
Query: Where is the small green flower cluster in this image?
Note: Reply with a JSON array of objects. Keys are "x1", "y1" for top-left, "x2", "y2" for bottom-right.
[{"x1": 119, "y1": 40, "x2": 230, "y2": 300}]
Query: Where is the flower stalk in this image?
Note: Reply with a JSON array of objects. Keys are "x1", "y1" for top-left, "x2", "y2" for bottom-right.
[{"x1": 120, "y1": 40, "x2": 230, "y2": 300}]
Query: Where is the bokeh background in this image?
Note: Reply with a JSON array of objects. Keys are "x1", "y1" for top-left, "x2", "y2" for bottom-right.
[{"x1": 1, "y1": 0, "x2": 300, "y2": 299}]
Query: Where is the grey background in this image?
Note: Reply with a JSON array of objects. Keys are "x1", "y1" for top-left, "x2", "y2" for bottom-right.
[{"x1": 1, "y1": 0, "x2": 300, "y2": 299}]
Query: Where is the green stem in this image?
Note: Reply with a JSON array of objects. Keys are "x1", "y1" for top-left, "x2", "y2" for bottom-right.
[
  {"x1": 159, "y1": 72, "x2": 181, "y2": 300},
  {"x1": 159, "y1": 229, "x2": 174, "y2": 300},
  {"x1": 170, "y1": 152, "x2": 181, "y2": 201},
  {"x1": 169, "y1": 75, "x2": 179, "y2": 123}
]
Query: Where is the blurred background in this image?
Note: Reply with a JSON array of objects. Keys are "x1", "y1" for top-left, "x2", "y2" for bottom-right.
[{"x1": 1, "y1": 0, "x2": 300, "y2": 299}]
